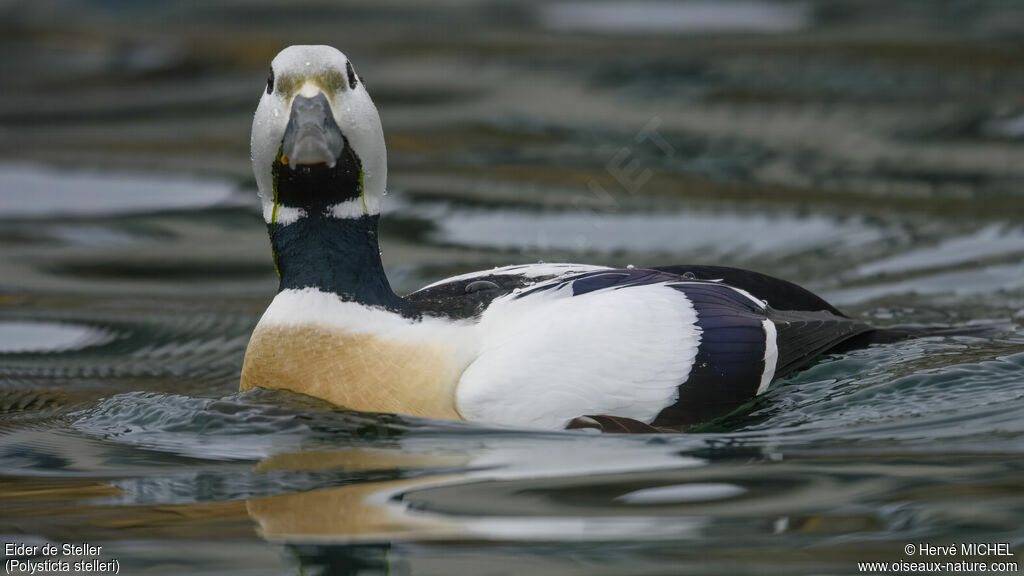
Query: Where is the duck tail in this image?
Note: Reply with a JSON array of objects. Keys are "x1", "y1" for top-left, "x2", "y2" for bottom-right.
[{"x1": 836, "y1": 321, "x2": 1010, "y2": 348}]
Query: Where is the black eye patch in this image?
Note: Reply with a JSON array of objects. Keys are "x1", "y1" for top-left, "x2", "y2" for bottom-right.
[
  {"x1": 346, "y1": 61, "x2": 358, "y2": 89},
  {"x1": 266, "y1": 68, "x2": 274, "y2": 94}
]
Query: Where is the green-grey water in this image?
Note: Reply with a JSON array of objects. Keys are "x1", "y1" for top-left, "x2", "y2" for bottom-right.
[{"x1": 2, "y1": 1, "x2": 1023, "y2": 574}]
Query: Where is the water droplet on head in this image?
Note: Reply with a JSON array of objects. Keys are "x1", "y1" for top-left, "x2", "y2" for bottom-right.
[
  {"x1": 682, "y1": 271, "x2": 696, "y2": 280},
  {"x1": 626, "y1": 264, "x2": 636, "y2": 270}
]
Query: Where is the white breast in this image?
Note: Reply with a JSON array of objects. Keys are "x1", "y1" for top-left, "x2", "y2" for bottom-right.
[{"x1": 455, "y1": 282, "x2": 701, "y2": 429}]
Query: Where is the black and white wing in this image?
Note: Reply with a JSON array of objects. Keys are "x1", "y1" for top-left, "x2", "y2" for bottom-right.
[
  {"x1": 438, "y1": 266, "x2": 871, "y2": 428},
  {"x1": 404, "y1": 263, "x2": 611, "y2": 319}
]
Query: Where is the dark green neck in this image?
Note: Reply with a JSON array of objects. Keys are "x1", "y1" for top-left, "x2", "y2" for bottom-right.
[
  {"x1": 266, "y1": 144, "x2": 408, "y2": 314},
  {"x1": 269, "y1": 213, "x2": 407, "y2": 313}
]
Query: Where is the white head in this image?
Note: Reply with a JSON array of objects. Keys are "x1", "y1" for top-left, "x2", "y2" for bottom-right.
[{"x1": 252, "y1": 45, "x2": 386, "y2": 224}]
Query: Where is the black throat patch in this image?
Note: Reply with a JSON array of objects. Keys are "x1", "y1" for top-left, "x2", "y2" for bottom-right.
[{"x1": 272, "y1": 136, "x2": 363, "y2": 214}]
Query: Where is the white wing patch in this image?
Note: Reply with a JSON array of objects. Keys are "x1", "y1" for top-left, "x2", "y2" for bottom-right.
[
  {"x1": 456, "y1": 281, "x2": 701, "y2": 429},
  {"x1": 415, "y1": 263, "x2": 610, "y2": 292},
  {"x1": 757, "y1": 319, "x2": 778, "y2": 395}
]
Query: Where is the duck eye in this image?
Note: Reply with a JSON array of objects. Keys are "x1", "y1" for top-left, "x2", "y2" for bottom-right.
[
  {"x1": 266, "y1": 68, "x2": 274, "y2": 95},
  {"x1": 346, "y1": 61, "x2": 358, "y2": 90}
]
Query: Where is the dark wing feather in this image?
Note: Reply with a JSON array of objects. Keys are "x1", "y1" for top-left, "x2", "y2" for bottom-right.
[
  {"x1": 653, "y1": 264, "x2": 843, "y2": 315},
  {"x1": 403, "y1": 274, "x2": 528, "y2": 319},
  {"x1": 652, "y1": 282, "x2": 768, "y2": 426},
  {"x1": 651, "y1": 283, "x2": 873, "y2": 428},
  {"x1": 768, "y1": 308, "x2": 874, "y2": 378},
  {"x1": 407, "y1": 264, "x2": 842, "y2": 320}
]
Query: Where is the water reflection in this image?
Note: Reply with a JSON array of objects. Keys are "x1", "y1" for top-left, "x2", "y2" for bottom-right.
[
  {"x1": 433, "y1": 205, "x2": 886, "y2": 255},
  {"x1": 0, "y1": 321, "x2": 116, "y2": 353},
  {"x1": 0, "y1": 163, "x2": 240, "y2": 218},
  {"x1": 2, "y1": 0, "x2": 1024, "y2": 573},
  {"x1": 539, "y1": 1, "x2": 811, "y2": 35}
]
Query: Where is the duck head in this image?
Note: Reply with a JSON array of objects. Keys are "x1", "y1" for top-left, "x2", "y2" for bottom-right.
[
  {"x1": 251, "y1": 46, "x2": 402, "y2": 310},
  {"x1": 252, "y1": 45, "x2": 387, "y2": 225}
]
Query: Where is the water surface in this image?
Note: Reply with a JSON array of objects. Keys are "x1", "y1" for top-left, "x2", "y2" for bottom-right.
[{"x1": 2, "y1": 1, "x2": 1023, "y2": 574}]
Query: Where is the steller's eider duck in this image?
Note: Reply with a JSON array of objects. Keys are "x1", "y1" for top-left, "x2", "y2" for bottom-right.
[{"x1": 240, "y1": 45, "x2": 900, "y2": 432}]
